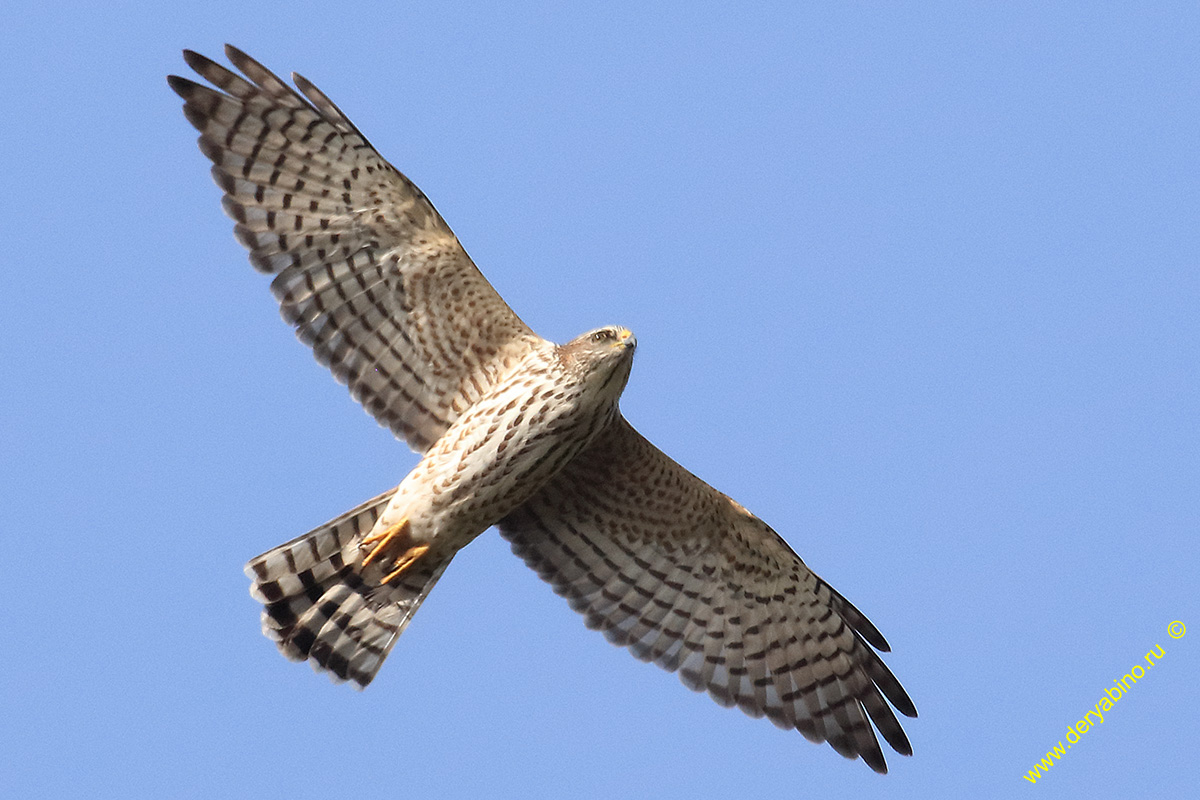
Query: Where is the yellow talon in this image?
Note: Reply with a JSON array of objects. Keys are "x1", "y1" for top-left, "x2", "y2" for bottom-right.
[
  {"x1": 361, "y1": 518, "x2": 409, "y2": 567},
  {"x1": 359, "y1": 519, "x2": 429, "y2": 584},
  {"x1": 380, "y1": 544, "x2": 430, "y2": 584}
]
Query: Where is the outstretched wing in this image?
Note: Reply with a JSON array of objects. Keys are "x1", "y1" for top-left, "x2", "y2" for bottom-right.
[
  {"x1": 169, "y1": 46, "x2": 543, "y2": 452},
  {"x1": 499, "y1": 416, "x2": 916, "y2": 773}
]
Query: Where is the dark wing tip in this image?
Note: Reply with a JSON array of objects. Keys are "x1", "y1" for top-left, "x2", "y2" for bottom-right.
[
  {"x1": 832, "y1": 589, "x2": 891, "y2": 652},
  {"x1": 290, "y1": 69, "x2": 372, "y2": 143},
  {"x1": 890, "y1": 732, "x2": 915, "y2": 758},
  {"x1": 865, "y1": 691, "x2": 915, "y2": 756},
  {"x1": 828, "y1": 729, "x2": 888, "y2": 774},
  {"x1": 181, "y1": 47, "x2": 219, "y2": 75},
  {"x1": 222, "y1": 44, "x2": 267, "y2": 82},
  {"x1": 896, "y1": 693, "x2": 918, "y2": 719},
  {"x1": 165, "y1": 74, "x2": 196, "y2": 98}
]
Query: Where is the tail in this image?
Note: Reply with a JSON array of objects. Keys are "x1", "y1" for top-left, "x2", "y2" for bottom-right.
[{"x1": 244, "y1": 489, "x2": 451, "y2": 688}]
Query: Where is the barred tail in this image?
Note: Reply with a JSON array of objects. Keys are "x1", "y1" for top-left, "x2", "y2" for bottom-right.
[{"x1": 244, "y1": 489, "x2": 451, "y2": 689}]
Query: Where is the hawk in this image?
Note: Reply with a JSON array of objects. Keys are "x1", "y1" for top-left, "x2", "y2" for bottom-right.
[{"x1": 169, "y1": 46, "x2": 917, "y2": 773}]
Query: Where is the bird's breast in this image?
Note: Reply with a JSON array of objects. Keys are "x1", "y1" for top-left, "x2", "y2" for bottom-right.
[{"x1": 388, "y1": 359, "x2": 618, "y2": 549}]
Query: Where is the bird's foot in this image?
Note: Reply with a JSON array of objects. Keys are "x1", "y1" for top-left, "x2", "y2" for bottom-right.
[{"x1": 360, "y1": 519, "x2": 430, "y2": 584}]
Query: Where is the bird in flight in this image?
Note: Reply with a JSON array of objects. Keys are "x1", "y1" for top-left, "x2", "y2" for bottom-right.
[{"x1": 169, "y1": 46, "x2": 916, "y2": 773}]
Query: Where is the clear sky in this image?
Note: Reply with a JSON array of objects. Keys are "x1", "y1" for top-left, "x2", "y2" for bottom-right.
[{"x1": 2, "y1": 1, "x2": 1197, "y2": 797}]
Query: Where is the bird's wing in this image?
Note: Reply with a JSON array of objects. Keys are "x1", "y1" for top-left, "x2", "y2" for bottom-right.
[
  {"x1": 170, "y1": 46, "x2": 543, "y2": 452},
  {"x1": 499, "y1": 415, "x2": 916, "y2": 773}
]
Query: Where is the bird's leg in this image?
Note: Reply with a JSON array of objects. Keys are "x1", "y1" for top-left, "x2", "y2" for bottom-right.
[
  {"x1": 360, "y1": 519, "x2": 408, "y2": 568},
  {"x1": 360, "y1": 519, "x2": 430, "y2": 584}
]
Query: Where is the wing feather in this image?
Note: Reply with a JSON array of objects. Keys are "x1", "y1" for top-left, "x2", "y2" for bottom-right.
[
  {"x1": 170, "y1": 46, "x2": 542, "y2": 451},
  {"x1": 500, "y1": 415, "x2": 916, "y2": 773}
]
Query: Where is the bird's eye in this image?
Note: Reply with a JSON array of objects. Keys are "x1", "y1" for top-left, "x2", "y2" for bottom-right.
[{"x1": 591, "y1": 330, "x2": 615, "y2": 343}]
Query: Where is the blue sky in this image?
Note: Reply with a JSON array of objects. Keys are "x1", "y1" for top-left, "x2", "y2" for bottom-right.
[{"x1": 2, "y1": 1, "x2": 1197, "y2": 797}]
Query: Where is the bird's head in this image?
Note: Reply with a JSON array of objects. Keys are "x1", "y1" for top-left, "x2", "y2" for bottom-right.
[{"x1": 558, "y1": 325, "x2": 637, "y2": 395}]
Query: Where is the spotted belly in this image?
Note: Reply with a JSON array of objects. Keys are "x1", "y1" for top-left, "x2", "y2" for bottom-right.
[{"x1": 380, "y1": 357, "x2": 617, "y2": 550}]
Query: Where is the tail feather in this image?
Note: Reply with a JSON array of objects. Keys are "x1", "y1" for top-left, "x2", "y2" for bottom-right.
[{"x1": 245, "y1": 488, "x2": 451, "y2": 688}]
